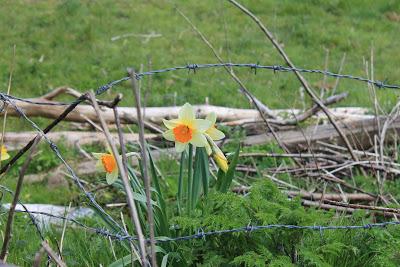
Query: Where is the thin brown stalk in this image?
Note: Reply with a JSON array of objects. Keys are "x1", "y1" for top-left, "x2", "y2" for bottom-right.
[
  {"x1": 41, "y1": 241, "x2": 67, "y2": 267},
  {"x1": 176, "y1": 8, "x2": 300, "y2": 166},
  {"x1": 0, "y1": 136, "x2": 41, "y2": 262},
  {"x1": 59, "y1": 202, "x2": 72, "y2": 259},
  {"x1": 114, "y1": 102, "x2": 143, "y2": 267},
  {"x1": 322, "y1": 199, "x2": 400, "y2": 214},
  {"x1": 0, "y1": 45, "x2": 16, "y2": 168},
  {"x1": 227, "y1": 0, "x2": 360, "y2": 164},
  {"x1": 87, "y1": 91, "x2": 148, "y2": 266},
  {"x1": 331, "y1": 53, "x2": 346, "y2": 96},
  {"x1": 128, "y1": 69, "x2": 157, "y2": 267},
  {"x1": 32, "y1": 247, "x2": 45, "y2": 267}
]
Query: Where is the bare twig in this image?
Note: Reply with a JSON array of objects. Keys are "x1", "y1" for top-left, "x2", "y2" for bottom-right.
[
  {"x1": 59, "y1": 202, "x2": 72, "y2": 258},
  {"x1": 176, "y1": 7, "x2": 298, "y2": 164},
  {"x1": 0, "y1": 45, "x2": 16, "y2": 168},
  {"x1": 0, "y1": 136, "x2": 41, "y2": 262},
  {"x1": 128, "y1": 69, "x2": 157, "y2": 267},
  {"x1": 331, "y1": 53, "x2": 346, "y2": 96},
  {"x1": 87, "y1": 91, "x2": 148, "y2": 266},
  {"x1": 113, "y1": 99, "x2": 143, "y2": 266},
  {"x1": 32, "y1": 247, "x2": 45, "y2": 267},
  {"x1": 272, "y1": 92, "x2": 348, "y2": 125},
  {"x1": 41, "y1": 241, "x2": 67, "y2": 267},
  {"x1": 228, "y1": 0, "x2": 360, "y2": 164}
]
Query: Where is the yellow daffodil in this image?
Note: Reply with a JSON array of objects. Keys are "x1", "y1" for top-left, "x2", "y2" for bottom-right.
[
  {"x1": 162, "y1": 103, "x2": 211, "y2": 152},
  {"x1": 205, "y1": 112, "x2": 225, "y2": 141},
  {"x1": 205, "y1": 135, "x2": 229, "y2": 173},
  {"x1": 0, "y1": 145, "x2": 10, "y2": 161},
  {"x1": 93, "y1": 152, "x2": 119, "y2": 184}
]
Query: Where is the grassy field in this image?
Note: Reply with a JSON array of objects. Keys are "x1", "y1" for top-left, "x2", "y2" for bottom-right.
[
  {"x1": 1, "y1": 0, "x2": 400, "y2": 266},
  {"x1": 1, "y1": 0, "x2": 400, "y2": 111}
]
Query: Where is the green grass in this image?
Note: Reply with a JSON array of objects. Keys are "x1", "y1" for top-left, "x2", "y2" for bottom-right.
[
  {"x1": 1, "y1": 0, "x2": 399, "y2": 115},
  {"x1": 1, "y1": 0, "x2": 400, "y2": 265}
]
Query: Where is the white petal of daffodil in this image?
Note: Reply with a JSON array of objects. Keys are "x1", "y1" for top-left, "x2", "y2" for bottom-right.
[
  {"x1": 162, "y1": 129, "x2": 175, "y2": 141},
  {"x1": 162, "y1": 103, "x2": 211, "y2": 152},
  {"x1": 163, "y1": 119, "x2": 180, "y2": 130},
  {"x1": 178, "y1": 103, "x2": 195, "y2": 122},
  {"x1": 190, "y1": 132, "x2": 208, "y2": 147},
  {"x1": 205, "y1": 112, "x2": 225, "y2": 141},
  {"x1": 193, "y1": 119, "x2": 212, "y2": 132},
  {"x1": 175, "y1": 142, "x2": 187, "y2": 153},
  {"x1": 0, "y1": 145, "x2": 10, "y2": 161},
  {"x1": 106, "y1": 168, "x2": 119, "y2": 185}
]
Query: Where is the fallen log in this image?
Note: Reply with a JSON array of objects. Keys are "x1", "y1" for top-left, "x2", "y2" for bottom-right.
[
  {"x1": 3, "y1": 96, "x2": 369, "y2": 125},
  {"x1": 242, "y1": 116, "x2": 400, "y2": 151},
  {"x1": 1, "y1": 131, "x2": 157, "y2": 151},
  {"x1": 286, "y1": 191, "x2": 376, "y2": 202}
]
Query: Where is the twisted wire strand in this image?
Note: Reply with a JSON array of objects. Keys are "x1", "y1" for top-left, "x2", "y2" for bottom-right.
[
  {"x1": 3, "y1": 62, "x2": 399, "y2": 107},
  {"x1": 6, "y1": 206, "x2": 400, "y2": 244},
  {"x1": 1, "y1": 62, "x2": 400, "y2": 245},
  {"x1": 0, "y1": 94, "x2": 127, "y2": 237}
]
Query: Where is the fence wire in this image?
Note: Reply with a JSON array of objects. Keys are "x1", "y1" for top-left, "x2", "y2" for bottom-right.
[
  {"x1": 3, "y1": 62, "x2": 400, "y2": 107},
  {"x1": 1, "y1": 62, "x2": 400, "y2": 245}
]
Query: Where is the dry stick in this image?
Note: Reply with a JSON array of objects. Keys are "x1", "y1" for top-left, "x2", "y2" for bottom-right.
[
  {"x1": 0, "y1": 136, "x2": 41, "y2": 262},
  {"x1": 0, "y1": 45, "x2": 16, "y2": 168},
  {"x1": 322, "y1": 199, "x2": 400, "y2": 214},
  {"x1": 113, "y1": 100, "x2": 143, "y2": 267},
  {"x1": 379, "y1": 99, "x2": 400, "y2": 189},
  {"x1": 320, "y1": 48, "x2": 329, "y2": 98},
  {"x1": 0, "y1": 89, "x2": 124, "y2": 177},
  {"x1": 87, "y1": 91, "x2": 148, "y2": 266},
  {"x1": 227, "y1": 0, "x2": 360, "y2": 164},
  {"x1": 59, "y1": 202, "x2": 72, "y2": 260},
  {"x1": 240, "y1": 152, "x2": 345, "y2": 162},
  {"x1": 0, "y1": 94, "x2": 86, "y2": 176},
  {"x1": 272, "y1": 92, "x2": 348, "y2": 126},
  {"x1": 41, "y1": 241, "x2": 67, "y2": 267},
  {"x1": 32, "y1": 247, "x2": 45, "y2": 267},
  {"x1": 176, "y1": 9, "x2": 298, "y2": 165},
  {"x1": 128, "y1": 69, "x2": 157, "y2": 267},
  {"x1": 331, "y1": 53, "x2": 346, "y2": 96},
  {"x1": 120, "y1": 212, "x2": 141, "y2": 267}
]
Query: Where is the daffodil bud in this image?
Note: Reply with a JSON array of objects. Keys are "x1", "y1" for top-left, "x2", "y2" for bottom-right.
[
  {"x1": 205, "y1": 135, "x2": 229, "y2": 173},
  {"x1": 213, "y1": 150, "x2": 228, "y2": 173}
]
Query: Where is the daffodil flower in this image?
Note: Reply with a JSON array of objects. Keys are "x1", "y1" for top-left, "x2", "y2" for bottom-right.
[
  {"x1": 93, "y1": 152, "x2": 119, "y2": 184},
  {"x1": 162, "y1": 103, "x2": 211, "y2": 152},
  {"x1": 0, "y1": 145, "x2": 10, "y2": 161},
  {"x1": 205, "y1": 135, "x2": 229, "y2": 173},
  {"x1": 205, "y1": 112, "x2": 225, "y2": 141}
]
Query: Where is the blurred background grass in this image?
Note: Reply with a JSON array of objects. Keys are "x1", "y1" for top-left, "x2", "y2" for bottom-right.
[{"x1": 0, "y1": 0, "x2": 399, "y2": 116}]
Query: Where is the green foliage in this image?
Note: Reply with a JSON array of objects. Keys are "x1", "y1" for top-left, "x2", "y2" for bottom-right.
[
  {"x1": 171, "y1": 179, "x2": 400, "y2": 266},
  {"x1": 216, "y1": 144, "x2": 240, "y2": 193}
]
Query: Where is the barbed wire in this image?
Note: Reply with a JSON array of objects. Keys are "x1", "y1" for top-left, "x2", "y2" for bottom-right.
[
  {"x1": 0, "y1": 94, "x2": 128, "y2": 237},
  {"x1": 3, "y1": 62, "x2": 399, "y2": 107},
  {"x1": 6, "y1": 206, "x2": 400, "y2": 244},
  {"x1": 1, "y1": 61, "x2": 400, "y2": 247}
]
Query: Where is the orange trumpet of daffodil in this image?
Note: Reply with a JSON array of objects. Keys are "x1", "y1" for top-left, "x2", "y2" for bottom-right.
[
  {"x1": 93, "y1": 151, "x2": 119, "y2": 184},
  {"x1": 162, "y1": 103, "x2": 211, "y2": 152}
]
